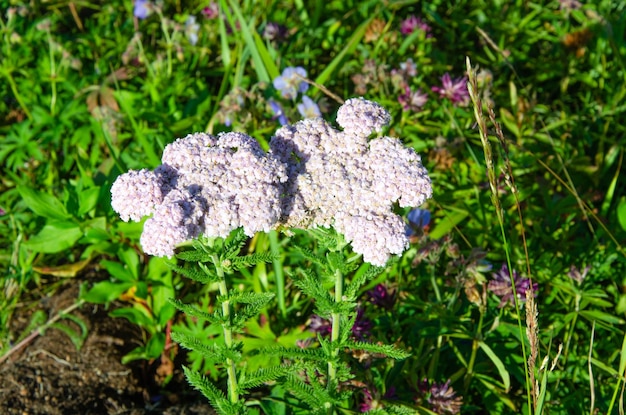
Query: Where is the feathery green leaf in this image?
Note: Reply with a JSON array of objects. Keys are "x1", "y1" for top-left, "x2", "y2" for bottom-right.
[{"x1": 171, "y1": 331, "x2": 242, "y2": 362}]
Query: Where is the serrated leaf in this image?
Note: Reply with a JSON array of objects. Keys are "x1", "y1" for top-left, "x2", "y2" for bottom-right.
[
  {"x1": 344, "y1": 340, "x2": 410, "y2": 360},
  {"x1": 183, "y1": 365, "x2": 243, "y2": 415},
  {"x1": 175, "y1": 249, "x2": 214, "y2": 262},
  {"x1": 171, "y1": 331, "x2": 242, "y2": 362},
  {"x1": 169, "y1": 298, "x2": 224, "y2": 325},
  {"x1": 167, "y1": 262, "x2": 220, "y2": 284}
]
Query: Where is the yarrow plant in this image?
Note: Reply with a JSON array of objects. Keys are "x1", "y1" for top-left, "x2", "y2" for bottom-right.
[{"x1": 110, "y1": 97, "x2": 432, "y2": 414}]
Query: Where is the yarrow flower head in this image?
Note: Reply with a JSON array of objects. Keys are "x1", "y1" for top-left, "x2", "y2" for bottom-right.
[
  {"x1": 432, "y1": 73, "x2": 470, "y2": 106},
  {"x1": 111, "y1": 132, "x2": 287, "y2": 256},
  {"x1": 488, "y1": 264, "x2": 538, "y2": 308},
  {"x1": 112, "y1": 98, "x2": 432, "y2": 266},
  {"x1": 270, "y1": 98, "x2": 432, "y2": 265},
  {"x1": 273, "y1": 66, "x2": 308, "y2": 100}
]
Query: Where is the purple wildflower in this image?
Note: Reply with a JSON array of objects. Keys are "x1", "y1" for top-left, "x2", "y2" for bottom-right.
[
  {"x1": 431, "y1": 73, "x2": 470, "y2": 106},
  {"x1": 398, "y1": 86, "x2": 428, "y2": 112},
  {"x1": 420, "y1": 379, "x2": 463, "y2": 414},
  {"x1": 263, "y1": 22, "x2": 288, "y2": 42},
  {"x1": 297, "y1": 96, "x2": 321, "y2": 119},
  {"x1": 351, "y1": 307, "x2": 372, "y2": 340},
  {"x1": 0, "y1": 206, "x2": 5, "y2": 215},
  {"x1": 568, "y1": 264, "x2": 590, "y2": 285},
  {"x1": 308, "y1": 315, "x2": 332, "y2": 336},
  {"x1": 400, "y1": 15, "x2": 432, "y2": 37},
  {"x1": 488, "y1": 264, "x2": 538, "y2": 308},
  {"x1": 273, "y1": 67, "x2": 308, "y2": 99},
  {"x1": 367, "y1": 284, "x2": 396, "y2": 310},
  {"x1": 202, "y1": 2, "x2": 219, "y2": 19},
  {"x1": 308, "y1": 309, "x2": 371, "y2": 340},
  {"x1": 133, "y1": 0, "x2": 152, "y2": 19},
  {"x1": 268, "y1": 99, "x2": 288, "y2": 125}
]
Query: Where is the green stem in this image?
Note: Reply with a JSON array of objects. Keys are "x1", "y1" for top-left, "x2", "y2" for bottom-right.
[
  {"x1": 327, "y1": 268, "x2": 343, "y2": 414},
  {"x1": 46, "y1": 29, "x2": 57, "y2": 116},
  {"x1": 2, "y1": 70, "x2": 32, "y2": 120},
  {"x1": 464, "y1": 304, "x2": 485, "y2": 391},
  {"x1": 214, "y1": 256, "x2": 239, "y2": 405},
  {"x1": 269, "y1": 230, "x2": 286, "y2": 318}
]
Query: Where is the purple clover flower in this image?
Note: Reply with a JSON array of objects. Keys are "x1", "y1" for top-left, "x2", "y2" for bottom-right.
[
  {"x1": 568, "y1": 264, "x2": 590, "y2": 285},
  {"x1": 307, "y1": 308, "x2": 371, "y2": 340},
  {"x1": 351, "y1": 307, "x2": 372, "y2": 340},
  {"x1": 263, "y1": 22, "x2": 288, "y2": 42},
  {"x1": 268, "y1": 99, "x2": 288, "y2": 126},
  {"x1": 202, "y1": 2, "x2": 219, "y2": 19},
  {"x1": 398, "y1": 86, "x2": 428, "y2": 112},
  {"x1": 431, "y1": 73, "x2": 470, "y2": 106},
  {"x1": 400, "y1": 15, "x2": 432, "y2": 37},
  {"x1": 419, "y1": 379, "x2": 463, "y2": 414},
  {"x1": 367, "y1": 284, "x2": 396, "y2": 310},
  {"x1": 308, "y1": 315, "x2": 332, "y2": 336},
  {"x1": 297, "y1": 96, "x2": 321, "y2": 119},
  {"x1": 488, "y1": 264, "x2": 538, "y2": 308},
  {"x1": 273, "y1": 66, "x2": 308, "y2": 100}
]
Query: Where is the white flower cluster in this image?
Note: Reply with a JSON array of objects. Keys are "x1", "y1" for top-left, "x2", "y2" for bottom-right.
[
  {"x1": 270, "y1": 98, "x2": 432, "y2": 265},
  {"x1": 111, "y1": 98, "x2": 432, "y2": 265},
  {"x1": 111, "y1": 132, "x2": 287, "y2": 256}
]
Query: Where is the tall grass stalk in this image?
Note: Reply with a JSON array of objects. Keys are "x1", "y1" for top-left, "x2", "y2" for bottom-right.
[{"x1": 466, "y1": 56, "x2": 533, "y2": 413}]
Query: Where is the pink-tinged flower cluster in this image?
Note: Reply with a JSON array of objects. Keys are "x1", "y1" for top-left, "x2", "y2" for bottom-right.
[
  {"x1": 270, "y1": 98, "x2": 432, "y2": 265},
  {"x1": 431, "y1": 73, "x2": 470, "y2": 106},
  {"x1": 112, "y1": 98, "x2": 432, "y2": 266},
  {"x1": 111, "y1": 132, "x2": 287, "y2": 256},
  {"x1": 400, "y1": 15, "x2": 432, "y2": 37}
]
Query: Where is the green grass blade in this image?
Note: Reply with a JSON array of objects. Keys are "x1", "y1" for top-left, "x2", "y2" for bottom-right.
[{"x1": 314, "y1": 15, "x2": 376, "y2": 88}]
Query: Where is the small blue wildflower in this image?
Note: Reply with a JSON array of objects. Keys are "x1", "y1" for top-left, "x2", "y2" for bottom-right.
[
  {"x1": 268, "y1": 99, "x2": 288, "y2": 125},
  {"x1": 185, "y1": 16, "x2": 200, "y2": 46},
  {"x1": 408, "y1": 208, "x2": 431, "y2": 228},
  {"x1": 406, "y1": 208, "x2": 431, "y2": 238},
  {"x1": 297, "y1": 96, "x2": 321, "y2": 119},
  {"x1": 133, "y1": 0, "x2": 152, "y2": 19},
  {"x1": 273, "y1": 66, "x2": 308, "y2": 99}
]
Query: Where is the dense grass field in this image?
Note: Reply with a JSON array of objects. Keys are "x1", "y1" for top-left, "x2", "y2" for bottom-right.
[{"x1": 1, "y1": 1, "x2": 626, "y2": 414}]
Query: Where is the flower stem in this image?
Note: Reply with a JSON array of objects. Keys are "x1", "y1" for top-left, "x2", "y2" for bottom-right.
[
  {"x1": 327, "y1": 268, "x2": 343, "y2": 414},
  {"x1": 213, "y1": 255, "x2": 239, "y2": 405}
]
